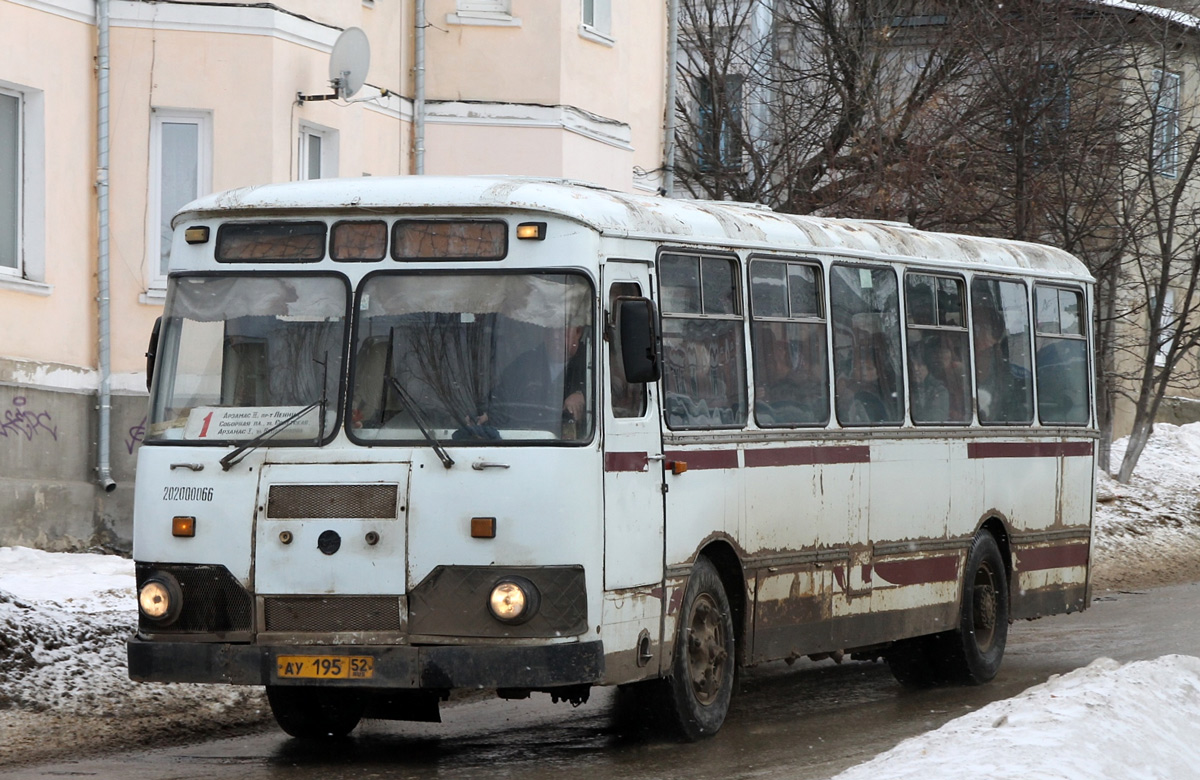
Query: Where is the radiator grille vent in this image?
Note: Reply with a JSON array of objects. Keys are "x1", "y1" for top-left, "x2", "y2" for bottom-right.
[
  {"x1": 267, "y1": 483, "x2": 399, "y2": 519},
  {"x1": 263, "y1": 595, "x2": 402, "y2": 633},
  {"x1": 136, "y1": 563, "x2": 252, "y2": 635}
]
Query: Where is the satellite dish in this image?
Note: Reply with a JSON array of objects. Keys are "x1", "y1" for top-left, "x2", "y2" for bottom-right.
[{"x1": 329, "y1": 27, "x2": 370, "y2": 100}]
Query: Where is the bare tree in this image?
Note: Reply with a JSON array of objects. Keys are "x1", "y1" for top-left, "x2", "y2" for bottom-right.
[
  {"x1": 673, "y1": 0, "x2": 1200, "y2": 480},
  {"x1": 1105, "y1": 10, "x2": 1200, "y2": 481},
  {"x1": 672, "y1": 0, "x2": 983, "y2": 210}
]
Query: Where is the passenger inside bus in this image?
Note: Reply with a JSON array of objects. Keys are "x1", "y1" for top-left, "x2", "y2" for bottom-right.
[
  {"x1": 482, "y1": 323, "x2": 588, "y2": 438},
  {"x1": 973, "y1": 306, "x2": 1031, "y2": 423},
  {"x1": 754, "y1": 324, "x2": 826, "y2": 425},
  {"x1": 908, "y1": 334, "x2": 951, "y2": 422},
  {"x1": 836, "y1": 318, "x2": 900, "y2": 424}
]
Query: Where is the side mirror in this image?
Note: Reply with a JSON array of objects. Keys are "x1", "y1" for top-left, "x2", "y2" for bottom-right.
[
  {"x1": 146, "y1": 317, "x2": 162, "y2": 393},
  {"x1": 616, "y1": 297, "x2": 661, "y2": 383}
]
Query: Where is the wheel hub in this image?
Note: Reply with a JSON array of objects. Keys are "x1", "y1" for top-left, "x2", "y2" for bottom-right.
[{"x1": 686, "y1": 594, "x2": 728, "y2": 705}]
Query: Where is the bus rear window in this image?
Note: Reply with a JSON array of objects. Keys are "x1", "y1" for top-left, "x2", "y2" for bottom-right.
[
  {"x1": 392, "y1": 220, "x2": 507, "y2": 261},
  {"x1": 216, "y1": 222, "x2": 327, "y2": 262}
]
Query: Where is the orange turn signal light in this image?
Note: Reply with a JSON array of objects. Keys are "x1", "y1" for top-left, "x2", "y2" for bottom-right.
[
  {"x1": 172, "y1": 516, "x2": 196, "y2": 537},
  {"x1": 184, "y1": 226, "x2": 210, "y2": 244},
  {"x1": 471, "y1": 517, "x2": 497, "y2": 539},
  {"x1": 516, "y1": 222, "x2": 546, "y2": 240},
  {"x1": 668, "y1": 461, "x2": 688, "y2": 475}
]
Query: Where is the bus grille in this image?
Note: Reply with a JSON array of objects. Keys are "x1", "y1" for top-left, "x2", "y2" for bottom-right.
[
  {"x1": 136, "y1": 563, "x2": 253, "y2": 635},
  {"x1": 266, "y1": 483, "x2": 399, "y2": 519},
  {"x1": 263, "y1": 596, "x2": 403, "y2": 633}
]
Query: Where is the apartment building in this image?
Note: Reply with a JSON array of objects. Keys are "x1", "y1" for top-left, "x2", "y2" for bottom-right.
[{"x1": 0, "y1": 0, "x2": 669, "y2": 548}]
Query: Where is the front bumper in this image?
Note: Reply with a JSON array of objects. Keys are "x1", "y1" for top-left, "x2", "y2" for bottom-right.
[{"x1": 127, "y1": 637, "x2": 605, "y2": 689}]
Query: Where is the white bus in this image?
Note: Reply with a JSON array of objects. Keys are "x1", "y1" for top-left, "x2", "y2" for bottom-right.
[{"x1": 128, "y1": 176, "x2": 1095, "y2": 741}]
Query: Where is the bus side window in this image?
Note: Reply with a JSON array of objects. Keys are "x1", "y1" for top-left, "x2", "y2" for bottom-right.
[
  {"x1": 905, "y1": 273, "x2": 971, "y2": 424},
  {"x1": 970, "y1": 278, "x2": 1034, "y2": 424},
  {"x1": 660, "y1": 253, "x2": 747, "y2": 429},
  {"x1": 1034, "y1": 286, "x2": 1089, "y2": 425},
  {"x1": 831, "y1": 265, "x2": 903, "y2": 426},
  {"x1": 750, "y1": 259, "x2": 829, "y2": 427},
  {"x1": 608, "y1": 282, "x2": 647, "y2": 418}
]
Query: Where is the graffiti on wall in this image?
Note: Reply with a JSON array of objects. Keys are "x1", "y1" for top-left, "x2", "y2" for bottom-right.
[
  {"x1": 0, "y1": 397, "x2": 59, "y2": 442},
  {"x1": 126, "y1": 417, "x2": 146, "y2": 455}
]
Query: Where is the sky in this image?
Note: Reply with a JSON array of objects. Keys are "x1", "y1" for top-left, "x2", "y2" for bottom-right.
[{"x1": 4, "y1": 424, "x2": 1200, "y2": 776}]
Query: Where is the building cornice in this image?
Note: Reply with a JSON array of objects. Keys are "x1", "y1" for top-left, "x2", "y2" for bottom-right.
[
  {"x1": 10, "y1": 0, "x2": 341, "y2": 49},
  {"x1": 426, "y1": 100, "x2": 634, "y2": 151}
]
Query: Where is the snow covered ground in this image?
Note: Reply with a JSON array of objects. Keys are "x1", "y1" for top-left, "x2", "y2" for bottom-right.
[{"x1": 3, "y1": 423, "x2": 1200, "y2": 774}]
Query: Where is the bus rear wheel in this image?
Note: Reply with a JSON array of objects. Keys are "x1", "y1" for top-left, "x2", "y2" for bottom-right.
[
  {"x1": 266, "y1": 685, "x2": 365, "y2": 739},
  {"x1": 886, "y1": 532, "x2": 1009, "y2": 687}
]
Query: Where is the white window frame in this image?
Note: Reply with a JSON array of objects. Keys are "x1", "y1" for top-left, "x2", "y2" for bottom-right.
[
  {"x1": 0, "y1": 82, "x2": 47, "y2": 294},
  {"x1": 148, "y1": 108, "x2": 211, "y2": 292},
  {"x1": 298, "y1": 122, "x2": 339, "y2": 181},
  {"x1": 1155, "y1": 288, "x2": 1175, "y2": 367},
  {"x1": 448, "y1": 0, "x2": 520, "y2": 27},
  {"x1": 580, "y1": 0, "x2": 613, "y2": 45},
  {"x1": 1153, "y1": 69, "x2": 1180, "y2": 178}
]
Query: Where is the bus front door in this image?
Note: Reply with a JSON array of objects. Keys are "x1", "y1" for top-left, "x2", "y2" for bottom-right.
[{"x1": 602, "y1": 265, "x2": 665, "y2": 592}]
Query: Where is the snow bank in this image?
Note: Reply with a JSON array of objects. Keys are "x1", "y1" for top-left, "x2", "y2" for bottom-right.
[
  {"x1": 831, "y1": 655, "x2": 1200, "y2": 780},
  {"x1": 0, "y1": 547, "x2": 259, "y2": 717},
  {"x1": 1092, "y1": 423, "x2": 1200, "y2": 589}
]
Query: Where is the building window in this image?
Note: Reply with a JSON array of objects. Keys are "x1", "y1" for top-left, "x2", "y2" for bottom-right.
[
  {"x1": 298, "y1": 123, "x2": 338, "y2": 181},
  {"x1": 0, "y1": 89, "x2": 19, "y2": 273},
  {"x1": 458, "y1": 0, "x2": 510, "y2": 13},
  {"x1": 1032, "y1": 62, "x2": 1069, "y2": 152},
  {"x1": 581, "y1": 0, "x2": 612, "y2": 42},
  {"x1": 448, "y1": 0, "x2": 520, "y2": 26},
  {"x1": 1154, "y1": 69, "x2": 1180, "y2": 178},
  {"x1": 696, "y1": 74, "x2": 744, "y2": 172},
  {"x1": 1154, "y1": 288, "x2": 1175, "y2": 368},
  {"x1": 150, "y1": 110, "x2": 211, "y2": 282}
]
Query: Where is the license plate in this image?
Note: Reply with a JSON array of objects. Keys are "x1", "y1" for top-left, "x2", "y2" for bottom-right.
[{"x1": 276, "y1": 655, "x2": 375, "y2": 680}]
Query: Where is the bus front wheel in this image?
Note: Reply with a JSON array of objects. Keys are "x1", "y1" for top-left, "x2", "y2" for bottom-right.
[
  {"x1": 887, "y1": 531, "x2": 1009, "y2": 687},
  {"x1": 266, "y1": 685, "x2": 365, "y2": 739},
  {"x1": 661, "y1": 556, "x2": 736, "y2": 740}
]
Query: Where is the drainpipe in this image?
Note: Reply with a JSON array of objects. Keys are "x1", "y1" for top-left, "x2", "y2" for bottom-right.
[
  {"x1": 414, "y1": 0, "x2": 426, "y2": 174},
  {"x1": 663, "y1": 0, "x2": 678, "y2": 196},
  {"x1": 96, "y1": 0, "x2": 116, "y2": 493}
]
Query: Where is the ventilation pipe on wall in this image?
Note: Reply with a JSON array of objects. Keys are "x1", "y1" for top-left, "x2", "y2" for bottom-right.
[
  {"x1": 663, "y1": 0, "x2": 678, "y2": 196},
  {"x1": 96, "y1": 0, "x2": 116, "y2": 493},
  {"x1": 415, "y1": 0, "x2": 426, "y2": 174}
]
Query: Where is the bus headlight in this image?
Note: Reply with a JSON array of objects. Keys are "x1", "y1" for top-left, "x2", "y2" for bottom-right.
[
  {"x1": 488, "y1": 577, "x2": 540, "y2": 625},
  {"x1": 138, "y1": 572, "x2": 183, "y2": 625}
]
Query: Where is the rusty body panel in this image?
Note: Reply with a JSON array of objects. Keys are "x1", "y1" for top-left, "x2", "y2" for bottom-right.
[{"x1": 662, "y1": 429, "x2": 1096, "y2": 670}]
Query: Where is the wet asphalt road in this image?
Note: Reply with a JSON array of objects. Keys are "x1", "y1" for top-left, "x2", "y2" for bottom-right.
[{"x1": 6, "y1": 582, "x2": 1200, "y2": 780}]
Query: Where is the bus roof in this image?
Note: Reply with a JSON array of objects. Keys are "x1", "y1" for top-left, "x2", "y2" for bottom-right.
[{"x1": 175, "y1": 176, "x2": 1092, "y2": 281}]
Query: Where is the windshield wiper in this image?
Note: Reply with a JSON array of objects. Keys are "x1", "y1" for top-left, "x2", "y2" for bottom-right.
[
  {"x1": 219, "y1": 354, "x2": 329, "y2": 472},
  {"x1": 386, "y1": 374, "x2": 454, "y2": 469}
]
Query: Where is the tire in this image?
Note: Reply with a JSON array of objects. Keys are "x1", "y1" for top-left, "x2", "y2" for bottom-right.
[
  {"x1": 266, "y1": 686, "x2": 365, "y2": 739},
  {"x1": 886, "y1": 532, "x2": 1009, "y2": 688},
  {"x1": 659, "y1": 556, "x2": 737, "y2": 740}
]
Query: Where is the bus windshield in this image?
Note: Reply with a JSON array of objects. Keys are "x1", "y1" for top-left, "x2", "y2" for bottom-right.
[
  {"x1": 349, "y1": 272, "x2": 594, "y2": 444},
  {"x1": 146, "y1": 274, "x2": 348, "y2": 443}
]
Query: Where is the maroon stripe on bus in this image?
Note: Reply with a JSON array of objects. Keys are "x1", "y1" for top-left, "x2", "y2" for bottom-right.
[
  {"x1": 1017, "y1": 543, "x2": 1090, "y2": 571},
  {"x1": 744, "y1": 445, "x2": 871, "y2": 468},
  {"x1": 605, "y1": 452, "x2": 649, "y2": 473},
  {"x1": 873, "y1": 555, "x2": 959, "y2": 586},
  {"x1": 967, "y1": 441, "x2": 1094, "y2": 459},
  {"x1": 664, "y1": 449, "x2": 739, "y2": 470}
]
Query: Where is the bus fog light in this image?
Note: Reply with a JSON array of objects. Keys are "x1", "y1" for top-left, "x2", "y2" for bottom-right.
[
  {"x1": 138, "y1": 573, "x2": 183, "y2": 625},
  {"x1": 488, "y1": 577, "x2": 540, "y2": 624}
]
